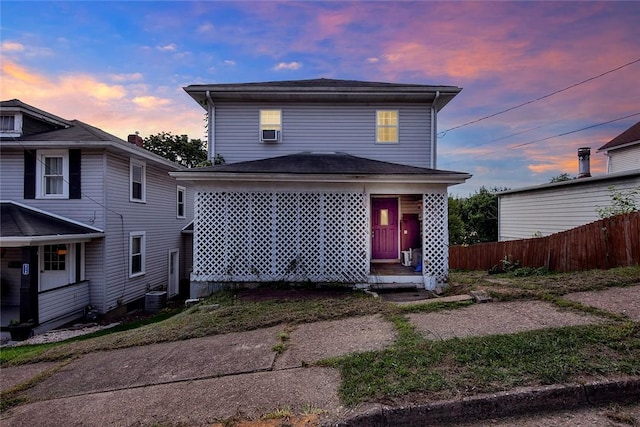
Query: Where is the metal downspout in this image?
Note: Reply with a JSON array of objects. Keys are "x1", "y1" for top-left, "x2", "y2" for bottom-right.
[
  {"x1": 206, "y1": 90, "x2": 215, "y2": 161},
  {"x1": 431, "y1": 90, "x2": 440, "y2": 169}
]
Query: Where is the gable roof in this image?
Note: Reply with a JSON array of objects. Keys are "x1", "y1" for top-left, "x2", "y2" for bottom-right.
[
  {"x1": 0, "y1": 99, "x2": 186, "y2": 171},
  {"x1": 0, "y1": 99, "x2": 70, "y2": 128},
  {"x1": 171, "y1": 152, "x2": 471, "y2": 184},
  {"x1": 598, "y1": 121, "x2": 640, "y2": 152},
  {"x1": 0, "y1": 201, "x2": 104, "y2": 246},
  {"x1": 184, "y1": 78, "x2": 461, "y2": 110}
]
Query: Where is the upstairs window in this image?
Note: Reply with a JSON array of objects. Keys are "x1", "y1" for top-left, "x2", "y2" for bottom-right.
[
  {"x1": 259, "y1": 109, "x2": 281, "y2": 142},
  {"x1": 376, "y1": 110, "x2": 399, "y2": 143},
  {"x1": 0, "y1": 115, "x2": 15, "y2": 131},
  {"x1": 130, "y1": 159, "x2": 146, "y2": 202},
  {"x1": 36, "y1": 149, "x2": 69, "y2": 198},
  {"x1": 177, "y1": 186, "x2": 186, "y2": 218}
]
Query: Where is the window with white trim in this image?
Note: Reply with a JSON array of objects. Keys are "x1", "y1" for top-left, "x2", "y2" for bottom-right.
[
  {"x1": 177, "y1": 186, "x2": 186, "y2": 219},
  {"x1": 36, "y1": 149, "x2": 69, "y2": 198},
  {"x1": 376, "y1": 110, "x2": 399, "y2": 143},
  {"x1": 259, "y1": 109, "x2": 281, "y2": 141},
  {"x1": 129, "y1": 232, "x2": 146, "y2": 277},
  {"x1": 130, "y1": 159, "x2": 146, "y2": 202}
]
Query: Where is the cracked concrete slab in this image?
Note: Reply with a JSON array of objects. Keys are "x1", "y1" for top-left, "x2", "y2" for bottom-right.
[
  {"x1": 407, "y1": 300, "x2": 602, "y2": 340},
  {"x1": 564, "y1": 285, "x2": 640, "y2": 321},
  {"x1": 274, "y1": 314, "x2": 396, "y2": 369},
  {"x1": 0, "y1": 362, "x2": 61, "y2": 393},
  {"x1": 3, "y1": 367, "x2": 342, "y2": 427},
  {"x1": 25, "y1": 326, "x2": 281, "y2": 401}
]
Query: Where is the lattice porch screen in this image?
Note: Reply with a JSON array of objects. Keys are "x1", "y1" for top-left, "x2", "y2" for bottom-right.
[
  {"x1": 422, "y1": 191, "x2": 449, "y2": 284},
  {"x1": 192, "y1": 191, "x2": 369, "y2": 283}
]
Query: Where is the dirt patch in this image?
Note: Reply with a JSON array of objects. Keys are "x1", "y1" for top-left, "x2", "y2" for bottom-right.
[{"x1": 236, "y1": 287, "x2": 356, "y2": 302}]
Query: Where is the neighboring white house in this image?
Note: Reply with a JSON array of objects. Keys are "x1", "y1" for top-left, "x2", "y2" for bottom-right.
[
  {"x1": 171, "y1": 78, "x2": 471, "y2": 297},
  {"x1": 498, "y1": 122, "x2": 640, "y2": 241},
  {"x1": 598, "y1": 121, "x2": 640, "y2": 174},
  {"x1": 0, "y1": 99, "x2": 193, "y2": 334}
]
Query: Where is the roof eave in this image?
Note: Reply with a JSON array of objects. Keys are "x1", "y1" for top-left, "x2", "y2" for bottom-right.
[
  {"x1": 170, "y1": 171, "x2": 471, "y2": 185},
  {"x1": 0, "y1": 233, "x2": 105, "y2": 247}
]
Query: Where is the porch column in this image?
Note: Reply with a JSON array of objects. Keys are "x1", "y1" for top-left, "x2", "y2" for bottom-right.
[{"x1": 20, "y1": 247, "x2": 38, "y2": 324}]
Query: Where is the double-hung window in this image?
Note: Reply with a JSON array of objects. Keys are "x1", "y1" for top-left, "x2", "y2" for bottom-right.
[
  {"x1": 130, "y1": 159, "x2": 146, "y2": 202},
  {"x1": 36, "y1": 149, "x2": 69, "y2": 198},
  {"x1": 129, "y1": 232, "x2": 146, "y2": 277},
  {"x1": 376, "y1": 110, "x2": 399, "y2": 143},
  {"x1": 177, "y1": 186, "x2": 186, "y2": 219}
]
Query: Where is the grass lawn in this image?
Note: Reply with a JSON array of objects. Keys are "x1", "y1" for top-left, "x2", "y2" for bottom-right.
[{"x1": 2, "y1": 266, "x2": 639, "y2": 409}]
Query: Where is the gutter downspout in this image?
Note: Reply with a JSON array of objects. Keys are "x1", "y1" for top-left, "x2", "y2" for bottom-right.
[
  {"x1": 431, "y1": 91, "x2": 440, "y2": 169},
  {"x1": 206, "y1": 91, "x2": 215, "y2": 161}
]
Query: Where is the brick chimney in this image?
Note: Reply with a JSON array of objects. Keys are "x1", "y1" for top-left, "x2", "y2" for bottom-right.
[
  {"x1": 128, "y1": 132, "x2": 143, "y2": 147},
  {"x1": 577, "y1": 147, "x2": 591, "y2": 178}
]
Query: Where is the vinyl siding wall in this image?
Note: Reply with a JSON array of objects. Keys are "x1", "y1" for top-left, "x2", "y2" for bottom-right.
[
  {"x1": 102, "y1": 152, "x2": 192, "y2": 312},
  {"x1": 0, "y1": 148, "x2": 107, "y2": 229},
  {"x1": 213, "y1": 102, "x2": 433, "y2": 168},
  {"x1": 498, "y1": 175, "x2": 640, "y2": 241},
  {"x1": 608, "y1": 145, "x2": 640, "y2": 174}
]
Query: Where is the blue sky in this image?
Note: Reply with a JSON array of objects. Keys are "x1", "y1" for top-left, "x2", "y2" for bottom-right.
[{"x1": 2, "y1": 1, "x2": 639, "y2": 195}]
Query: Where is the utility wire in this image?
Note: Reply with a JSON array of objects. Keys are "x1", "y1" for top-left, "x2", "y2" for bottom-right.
[
  {"x1": 439, "y1": 57, "x2": 640, "y2": 137},
  {"x1": 440, "y1": 113, "x2": 640, "y2": 166}
]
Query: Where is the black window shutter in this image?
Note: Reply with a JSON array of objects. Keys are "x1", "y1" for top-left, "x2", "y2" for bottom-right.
[
  {"x1": 69, "y1": 149, "x2": 81, "y2": 199},
  {"x1": 23, "y1": 150, "x2": 36, "y2": 199}
]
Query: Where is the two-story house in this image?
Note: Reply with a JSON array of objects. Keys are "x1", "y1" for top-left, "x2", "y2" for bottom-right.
[
  {"x1": 171, "y1": 79, "x2": 471, "y2": 297},
  {"x1": 1, "y1": 100, "x2": 193, "y2": 336}
]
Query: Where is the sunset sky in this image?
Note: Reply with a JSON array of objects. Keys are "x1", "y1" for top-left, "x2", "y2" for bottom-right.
[{"x1": 1, "y1": 1, "x2": 639, "y2": 195}]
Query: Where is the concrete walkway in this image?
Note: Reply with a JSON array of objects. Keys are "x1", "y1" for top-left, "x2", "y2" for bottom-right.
[{"x1": 1, "y1": 285, "x2": 639, "y2": 426}]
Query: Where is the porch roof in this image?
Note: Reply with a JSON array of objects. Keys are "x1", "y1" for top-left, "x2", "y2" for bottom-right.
[
  {"x1": 0, "y1": 202, "x2": 104, "y2": 247},
  {"x1": 171, "y1": 152, "x2": 471, "y2": 184}
]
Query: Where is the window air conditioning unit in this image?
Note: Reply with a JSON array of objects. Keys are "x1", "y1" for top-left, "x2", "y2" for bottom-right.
[{"x1": 261, "y1": 129, "x2": 279, "y2": 142}]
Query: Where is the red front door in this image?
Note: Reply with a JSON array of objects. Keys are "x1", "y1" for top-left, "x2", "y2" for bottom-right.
[{"x1": 371, "y1": 197, "x2": 399, "y2": 260}]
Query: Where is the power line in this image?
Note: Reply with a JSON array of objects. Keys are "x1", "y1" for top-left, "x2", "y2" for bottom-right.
[
  {"x1": 439, "y1": 57, "x2": 640, "y2": 137},
  {"x1": 440, "y1": 113, "x2": 640, "y2": 166}
]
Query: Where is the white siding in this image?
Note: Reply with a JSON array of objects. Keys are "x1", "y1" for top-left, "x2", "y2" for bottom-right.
[
  {"x1": 39, "y1": 281, "x2": 90, "y2": 323},
  {"x1": 608, "y1": 145, "x2": 640, "y2": 174},
  {"x1": 214, "y1": 102, "x2": 433, "y2": 168},
  {"x1": 499, "y1": 175, "x2": 640, "y2": 241}
]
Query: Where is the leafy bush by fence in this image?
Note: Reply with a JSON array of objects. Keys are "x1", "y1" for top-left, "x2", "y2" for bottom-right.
[{"x1": 449, "y1": 212, "x2": 639, "y2": 272}]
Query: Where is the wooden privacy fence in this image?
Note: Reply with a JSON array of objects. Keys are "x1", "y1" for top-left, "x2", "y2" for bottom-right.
[{"x1": 449, "y1": 212, "x2": 640, "y2": 272}]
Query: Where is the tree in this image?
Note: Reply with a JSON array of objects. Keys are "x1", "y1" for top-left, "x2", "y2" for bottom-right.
[
  {"x1": 449, "y1": 186, "x2": 508, "y2": 245},
  {"x1": 549, "y1": 173, "x2": 574, "y2": 183},
  {"x1": 143, "y1": 132, "x2": 208, "y2": 168}
]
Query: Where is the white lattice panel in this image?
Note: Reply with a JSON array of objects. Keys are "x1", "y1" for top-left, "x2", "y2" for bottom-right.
[
  {"x1": 192, "y1": 191, "x2": 368, "y2": 283},
  {"x1": 422, "y1": 192, "x2": 449, "y2": 285}
]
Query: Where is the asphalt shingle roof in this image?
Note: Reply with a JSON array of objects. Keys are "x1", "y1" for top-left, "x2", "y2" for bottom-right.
[
  {"x1": 194, "y1": 152, "x2": 467, "y2": 176},
  {"x1": 1, "y1": 203, "x2": 101, "y2": 238},
  {"x1": 598, "y1": 121, "x2": 640, "y2": 151}
]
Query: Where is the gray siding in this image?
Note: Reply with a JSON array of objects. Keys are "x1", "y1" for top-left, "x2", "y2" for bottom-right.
[
  {"x1": 214, "y1": 102, "x2": 433, "y2": 168},
  {"x1": 0, "y1": 149, "x2": 107, "y2": 230},
  {"x1": 102, "y1": 152, "x2": 191, "y2": 312},
  {"x1": 498, "y1": 175, "x2": 640, "y2": 241}
]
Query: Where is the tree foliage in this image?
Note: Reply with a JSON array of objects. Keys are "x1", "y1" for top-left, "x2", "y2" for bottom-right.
[
  {"x1": 143, "y1": 132, "x2": 208, "y2": 168},
  {"x1": 449, "y1": 186, "x2": 507, "y2": 245},
  {"x1": 549, "y1": 173, "x2": 574, "y2": 183}
]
